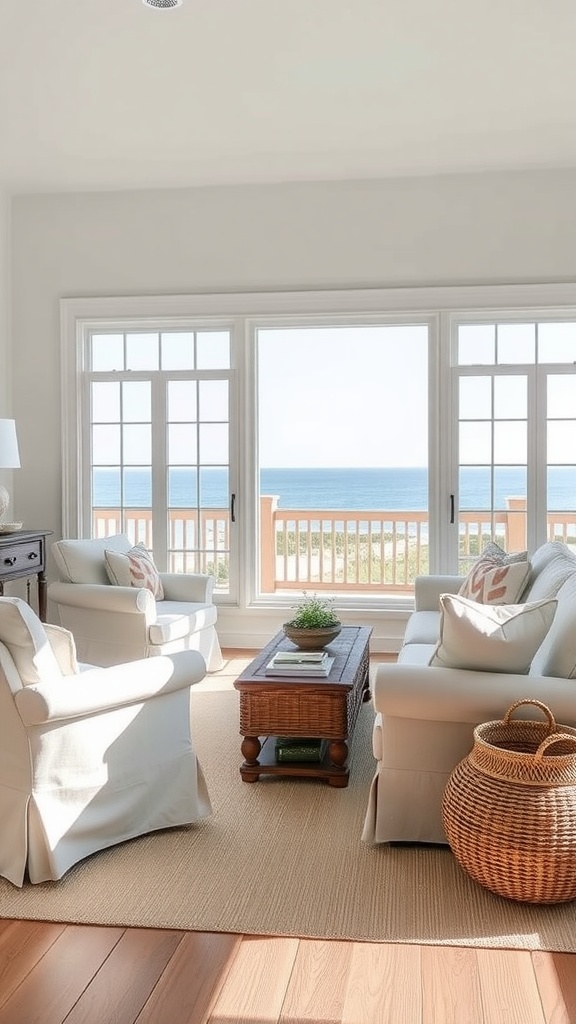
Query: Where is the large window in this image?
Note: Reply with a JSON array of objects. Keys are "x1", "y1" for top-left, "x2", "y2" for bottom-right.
[
  {"x1": 453, "y1": 317, "x2": 576, "y2": 571},
  {"x1": 256, "y1": 323, "x2": 429, "y2": 595},
  {"x1": 61, "y1": 284, "x2": 576, "y2": 611},
  {"x1": 82, "y1": 326, "x2": 234, "y2": 595}
]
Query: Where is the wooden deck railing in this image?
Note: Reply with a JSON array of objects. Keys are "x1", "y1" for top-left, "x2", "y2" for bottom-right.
[{"x1": 92, "y1": 497, "x2": 575, "y2": 593}]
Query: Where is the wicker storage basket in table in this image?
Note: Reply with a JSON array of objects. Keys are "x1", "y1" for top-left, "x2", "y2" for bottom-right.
[{"x1": 442, "y1": 699, "x2": 576, "y2": 904}]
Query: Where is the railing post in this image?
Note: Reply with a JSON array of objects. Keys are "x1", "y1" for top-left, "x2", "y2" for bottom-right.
[
  {"x1": 506, "y1": 497, "x2": 527, "y2": 551},
  {"x1": 260, "y1": 495, "x2": 278, "y2": 593}
]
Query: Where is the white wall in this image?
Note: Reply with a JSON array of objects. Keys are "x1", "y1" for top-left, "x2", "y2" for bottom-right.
[
  {"x1": 10, "y1": 168, "x2": 576, "y2": 645},
  {"x1": 0, "y1": 192, "x2": 14, "y2": 512}
]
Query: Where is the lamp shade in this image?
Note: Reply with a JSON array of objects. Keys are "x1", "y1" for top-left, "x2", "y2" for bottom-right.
[{"x1": 0, "y1": 420, "x2": 20, "y2": 469}]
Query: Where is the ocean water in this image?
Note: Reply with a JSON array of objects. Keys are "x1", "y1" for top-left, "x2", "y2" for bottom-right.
[{"x1": 92, "y1": 466, "x2": 576, "y2": 511}]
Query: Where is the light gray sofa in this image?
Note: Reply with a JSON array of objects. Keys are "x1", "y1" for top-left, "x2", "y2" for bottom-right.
[{"x1": 362, "y1": 541, "x2": 576, "y2": 845}]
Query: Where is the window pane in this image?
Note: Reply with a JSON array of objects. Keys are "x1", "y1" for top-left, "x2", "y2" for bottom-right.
[
  {"x1": 548, "y1": 421, "x2": 576, "y2": 463},
  {"x1": 122, "y1": 381, "x2": 151, "y2": 421},
  {"x1": 169, "y1": 467, "x2": 198, "y2": 506},
  {"x1": 91, "y1": 334, "x2": 124, "y2": 371},
  {"x1": 460, "y1": 422, "x2": 492, "y2": 463},
  {"x1": 494, "y1": 421, "x2": 526, "y2": 464},
  {"x1": 199, "y1": 424, "x2": 228, "y2": 464},
  {"x1": 126, "y1": 333, "x2": 159, "y2": 370},
  {"x1": 123, "y1": 424, "x2": 151, "y2": 463},
  {"x1": 494, "y1": 376, "x2": 527, "y2": 419},
  {"x1": 169, "y1": 424, "x2": 198, "y2": 463},
  {"x1": 92, "y1": 382, "x2": 120, "y2": 421},
  {"x1": 458, "y1": 325, "x2": 495, "y2": 365},
  {"x1": 548, "y1": 375, "x2": 576, "y2": 418},
  {"x1": 199, "y1": 380, "x2": 229, "y2": 421},
  {"x1": 497, "y1": 324, "x2": 535, "y2": 364},
  {"x1": 168, "y1": 381, "x2": 197, "y2": 421},
  {"x1": 92, "y1": 424, "x2": 120, "y2": 464},
  {"x1": 93, "y1": 467, "x2": 120, "y2": 507},
  {"x1": 197, "y1": 331, "x2": 230, "y2": 369},
  {"x1": 200, "y1": 467, "x2": 229, "y2": 508},
  {"x1": 539, "y1": 323, "x2": 576, "y2": 363},
  {"x1": 161, "y1": 332, "x2": 195, "y2": 370},
  {"x1": 494, "y1": 466, "x2": 527, "y2": 510},
  {"x1": 124, "y1": 467, "x2": 151, "y2": 506},
  {"x1": 459, "y1": 466, "x2": 492, "y2": 510},
  {"x1": 459, "y1": 377, "x2": 491, "y2": 419},
  {"x1": 548, "y1": 466, "x2": 576, "y2": 511}
]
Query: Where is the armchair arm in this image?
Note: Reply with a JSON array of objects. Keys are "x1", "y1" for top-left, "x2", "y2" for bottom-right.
[
  {"x1": 44, "y1": 623, "x2": 79, "y2": 676},
  {"x1": 159, "y1": 573, "x2": 216, "y2": 603},
  {"x1": 48, "y1": 581, "x2": 155, "y2": 616},
  {"x1": 15, "y1": 650, "x2": 206, "y2": 726},
  {"x1": 414, "y1": 575, "x2": 463, "y2": 611}
]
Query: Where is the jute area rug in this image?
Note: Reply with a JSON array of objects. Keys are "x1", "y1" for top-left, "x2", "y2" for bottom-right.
[{"x1": 1, "y1": 671, "x2": 576, "y2": 952}]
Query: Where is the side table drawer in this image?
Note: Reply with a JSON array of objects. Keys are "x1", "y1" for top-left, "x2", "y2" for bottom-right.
[{"x1": 0, "y1": 539, "x2": 44, "y2": 577}]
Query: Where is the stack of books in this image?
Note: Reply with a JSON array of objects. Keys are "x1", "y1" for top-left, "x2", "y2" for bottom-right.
[{"x1": 264, "y1": 650, "x2": 334, "y2": 677}]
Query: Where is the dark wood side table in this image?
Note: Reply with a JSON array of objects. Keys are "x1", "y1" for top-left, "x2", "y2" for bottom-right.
[
  {"x1": 234, "y1": 625, "x2": 372, "y2": 787},
  {"x1": 0, "y1": 529, "x2": 53, "y2": 621}
]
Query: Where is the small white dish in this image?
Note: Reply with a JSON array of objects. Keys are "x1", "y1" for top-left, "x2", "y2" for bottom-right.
[{"x1": 0, "y1": 522, "x2": 23, "y2": 534}]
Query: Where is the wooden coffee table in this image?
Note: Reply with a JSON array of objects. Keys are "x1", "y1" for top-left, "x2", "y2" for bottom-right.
[{"x1": 233, "y1": 625, "x2": 372, "y2": 787}]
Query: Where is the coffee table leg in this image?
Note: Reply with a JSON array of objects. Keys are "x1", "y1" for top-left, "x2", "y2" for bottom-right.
[
  {"x1": 327, "y1": 739, "x2": 350, "y2": 788},
  {"x1": 240, "y1": 736, "x2": 261, "y2": 782}
]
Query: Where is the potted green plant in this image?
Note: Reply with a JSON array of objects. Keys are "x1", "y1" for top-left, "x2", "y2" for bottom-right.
[{"x1": 283, "y1": 593, "x2": 342, "y2": 650}]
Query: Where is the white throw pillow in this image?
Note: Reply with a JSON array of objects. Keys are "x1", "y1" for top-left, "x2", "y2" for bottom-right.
[
  {"x1": 429, "y1": 593, "x2": 557, "y2": 674},
  {"x1": 105, "y1": 542, "x2": 164, "y2": 599},
  {"x1": 458, "y1": 556, "x2": 531, "y2": 605},
  {"x1": 0, "y1": 597, "x2": 63, "y2": 686},
  {"x1": 52, "y1": 534, "x2": 132, "y2": 584}
]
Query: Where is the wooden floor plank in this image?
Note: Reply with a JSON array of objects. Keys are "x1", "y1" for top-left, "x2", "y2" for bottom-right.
[
  {"x1": 476, "y1": 948, "x2": 546, "y2": 1024},
  {"x1": 278, "y1": 938, "x2": 353, "y2": 1024},
  {"x1": 421, "y1": 945, "x2": 484, "y2": 1024},
  {"x1": 532, "y1": 951, "x2": 576, "y2": 1024},
  {"x1": 0, "y1": 920, "x2": 67, "y2": 1012},
  {"x1": 0, "y1": 924, "x2": 124, "y2": 1024},
  {"x1": 135, "y1": 931, "x2": 241, "y2": 1024},
  {"x1": 64, "y1": 927, "x2": 184, "y2": 1024},
  {"x1": 342, "y1": 941, "x2": 422, "y2": 1024},
  {"x1": 207, "y1": 935, "x2": 299, "y2": 1024}
]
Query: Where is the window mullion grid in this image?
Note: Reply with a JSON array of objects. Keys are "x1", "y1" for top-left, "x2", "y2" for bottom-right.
[{"x1": 152, "y1": 374, "x2": 169, "y2": 569}]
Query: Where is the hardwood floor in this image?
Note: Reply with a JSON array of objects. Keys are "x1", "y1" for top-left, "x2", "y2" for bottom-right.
[
  {"x1": 0, "y1": 923, "x2": 575, "y2": 1023},
  {"x1": 1, "y1": 652, "x2": 575, "y2": 1023}
]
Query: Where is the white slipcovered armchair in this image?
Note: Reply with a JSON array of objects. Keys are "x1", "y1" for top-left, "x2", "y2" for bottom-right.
[
  {"x1": 0, "y1": 596, "x2": 212, "y2": 887},
  {"x1": 48, "y1": 534, "x2": 224, "y2": 671}
]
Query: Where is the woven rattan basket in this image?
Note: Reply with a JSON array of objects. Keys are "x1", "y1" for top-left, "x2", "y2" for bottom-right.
[{"x1": 442, "y1": 699, "x2": 576, "y2": 904}]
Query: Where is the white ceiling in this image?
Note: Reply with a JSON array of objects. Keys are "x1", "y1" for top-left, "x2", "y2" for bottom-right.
[{"x1": 3, "y1": 0, "x2": 576, "y2": 195}]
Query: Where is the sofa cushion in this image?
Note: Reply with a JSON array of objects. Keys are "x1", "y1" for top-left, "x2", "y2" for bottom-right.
[
  {"x1": 398, "y1": 643, "x2": 437, "y2": 666},
  {"x1": 0, "y1": 597, "x2": 63, "y2": 686},
  {"x1": 52, "y1": 534, "x2": 132, "y2": 584},
  {"x1": 429, "y1": 593, "x2": 557, "y2": 674},
  {"x1": 521, "y1": 541, "x2": 576, "y2": 602},
  {"x1": 403, "y1": 611, "x2": 441, "y2": 646},
  {"x1": 105, "y1": 543, "x2": 165, "y2": 599},
  {"x1": 530, "y1": 573, "x2": 576, "y2": 679},
  {"x1": 458, "y1": 557, "x2": 530, "y2": 605}
]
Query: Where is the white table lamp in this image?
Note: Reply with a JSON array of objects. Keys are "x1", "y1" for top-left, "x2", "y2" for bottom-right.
[{"x1": 0, "y1": 419, "x2": 21, "y2": 521}]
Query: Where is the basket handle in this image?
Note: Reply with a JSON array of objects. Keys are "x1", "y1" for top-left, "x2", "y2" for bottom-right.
[
  {"x1": 534, "y1": 733, "x2": 576, "y2": 761},
  {"x1": 503, "y1": 698, "x2": 557, "y2": 733}
]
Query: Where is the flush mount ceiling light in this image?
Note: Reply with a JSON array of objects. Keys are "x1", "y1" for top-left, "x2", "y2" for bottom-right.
[{"x1": 142, "y1": 0, "x2": 183, "y2": 8}]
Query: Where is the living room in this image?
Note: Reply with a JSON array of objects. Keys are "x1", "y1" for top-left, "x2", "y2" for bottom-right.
[{"x1": 2, "y1": 1, "x2": 576, "y2": 1020}]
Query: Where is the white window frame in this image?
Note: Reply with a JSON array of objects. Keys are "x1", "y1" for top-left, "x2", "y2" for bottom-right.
[{"x1": 61, "y1": 282, "x2": 576, "y2": 613}]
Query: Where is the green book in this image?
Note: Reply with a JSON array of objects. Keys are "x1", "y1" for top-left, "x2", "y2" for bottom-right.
[{"x1": 275, "y1": 737, "x2": 326, "y2": 762}]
